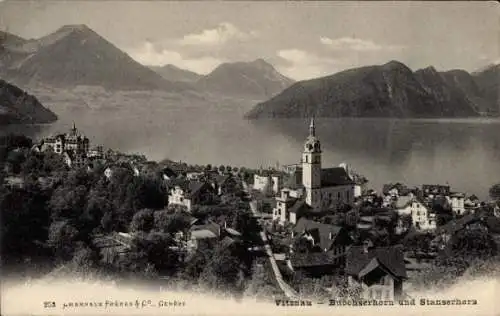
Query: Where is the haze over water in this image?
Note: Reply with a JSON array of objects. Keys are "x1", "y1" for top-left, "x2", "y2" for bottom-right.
[{"x1": 3, "y1": 96, "x2": 499, "y2": 201}]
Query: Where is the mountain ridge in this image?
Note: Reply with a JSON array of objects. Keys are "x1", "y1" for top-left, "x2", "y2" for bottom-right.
[
  {"x1": 149, "y1": 64, "x2": 202, "y2": 83},
  {"x1": 196, "y1": 58, "x2": 295, "y2": 99},
  {"x1": 0, "y1": 25, "x2": 191, "y2": 92},
  {"x1": 245, "y1": 61, "x2": 499, "y2": 119},
  {"x1": 0, "y1": 79, "x2": 58, "y2": 125}
]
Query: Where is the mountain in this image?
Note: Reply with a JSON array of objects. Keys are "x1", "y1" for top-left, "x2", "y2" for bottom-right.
[
  {"x1": 0, "y1": 25, "x2": 189, "y2": 91},
  {"x1": 196, "y1": 59, "x2": 294, "y2": 99},
  {"x1": 0, "y1": 79, "x2": 57, "y2": 125},
  {"x1": 472, "y1": 64, "x2": 500, "y2": 113},
  {"x1": 150, "y1": 64, "x2": 202, "y2": 83},
  {"x1": 0, "y1": 31, "x2": 27, "y2": 48},
  {"x1": 245, "y1": 61, "x2": 486, "y2": 119}
]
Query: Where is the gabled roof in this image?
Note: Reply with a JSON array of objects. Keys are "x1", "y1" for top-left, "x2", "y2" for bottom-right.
[
  {"x1": 191, "y1": 221, "x2": 221, "y2": 237},
  {"x1": 161, "y1": 167, "x2": 178, "y2": 178},
  {"x1": 435, "y1": 213, "x2": 480, "y2": 235},
  {"x1": 171, "y1": 180, "x2": 213, "y2": 198},
  {"x1": 290, "y1": 250, "x2": 339, "y2": 268},
  {"x1": 289, "y1": 200, "x2": 311, "y2": 214},
  {"x1": 395, "y1": 195, "x2": 413, "y2": 209},
  {"x1": 321, "y1": 167, "x2": 354, "y2": 187},
  {"x1": 294, "y1": 218, "x2": 345, "y2": 250},
  {"x1": 346, "y1": 246, "x2": 407, "y2": 279},
  {"x1": 191, "y1": 229, "x2": 218, "y2": 239}
]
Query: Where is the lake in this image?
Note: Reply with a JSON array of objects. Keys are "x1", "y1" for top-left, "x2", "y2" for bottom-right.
[{"x1": 2, "y1": 91, "x2": 500, "y2": 200}]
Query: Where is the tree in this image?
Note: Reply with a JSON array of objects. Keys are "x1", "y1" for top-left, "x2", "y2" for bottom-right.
[
  {"x1": 130, "y1": 209, "x2": 155, "y2": 232},
  {"x1": 489, "y1": 183, "x2": 500, "y2": 200},
  {"x1": 127, "y1": 232, "x2": 180, "y2": 275},
  {"x1": 199, "y1": 243, "x2": 246, "y2": 292},
  {"x1": 48, "y1": 220, "x2": 79, "y2": 261},
  {"x1": 447, "y1": 228, "x2": 497, "y2": 262}
]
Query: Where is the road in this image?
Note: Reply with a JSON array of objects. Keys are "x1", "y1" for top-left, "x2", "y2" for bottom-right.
[{"x1": 242, "y1": 181, "x2": 299, "y2": 299}]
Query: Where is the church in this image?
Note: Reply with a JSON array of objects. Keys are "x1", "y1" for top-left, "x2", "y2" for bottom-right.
[{"x1": 272, "y1": 119, "x2": 356, "y2": 224}]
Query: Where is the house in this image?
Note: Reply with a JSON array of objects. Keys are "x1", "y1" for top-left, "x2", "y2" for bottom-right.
[
  {"x1": 253, "y1": 171, "x2": 283, "y2": 196},
  {"x1": 382, "y1": 183, "x2": 411, "y2": 198},
  {"x1": 92, "y1": 232, "x2": 133, "y2": 266},
  {"x1": 289, "y1": 251, "x2": 343, "y2": 278},
  {"x1": 41, "y1": 123, "x2": 90, "y2": 155},
  {"x1": 62, "y1": 150, "x2": 88, "y2": 169},
  {"x1": 464, "y1": 195, "x2": 480, "y2": 212},
  {"x1": 289, "y1": 218, "x2": 353, "y2": 276},
  {"x1": 395, "y1": 195, "x2": 436, "y2": 232},
  {"x1": 345, "y1": 245, "x2": 407, "y2": 300},
  {"x1": 495, "y1": 202, "x2": 500, "y2": 218},
  {"x1": 291, "y1": 218, "x2": 353, "y2": 254},
  {"x1": 187, "y1": 221, "x2": 241, "y2": 252},
  {"x1": 87, "y1": 146, "x2": 104, "y2": 159},
  {"x1": 167, "y1": 181, "x2": 216, "y2": 212},
  {"x1": 211, "y1": 174, "x2": 238, "y2": 196},
  {"x1": 272, "y1": 189, "x2": 311, "y2": 224},
  {"x1": 422, "y1": 184, "x2": 450, "y2": 197},
  {"x1": 446, "y1": 192, "x2": 466, "y2": 215},
  {"x1": 186, "y1": 172, "x2": 204, "y2": 180},
  {"x1": 434, "y1": 213, "x2": 483, "y2": 249}
]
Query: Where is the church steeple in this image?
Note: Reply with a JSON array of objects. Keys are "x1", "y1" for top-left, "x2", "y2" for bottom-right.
[{"x1": 309, "y1": 117, "x2": 316, "y2": 137}]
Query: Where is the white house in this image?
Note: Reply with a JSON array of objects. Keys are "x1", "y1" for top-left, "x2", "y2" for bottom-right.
[
  {"x1": 168, "y1": 181, "x2": 215, "y2": 212},
  {"x1": 446, "y1": 193, "x2": 466, "y2": 215},
  {"x1": 396, "y1": 195, "x2": 436, "y2": 231},
  {"x1": 253, "y1": 172, "x2": 282, "y2": 196}
]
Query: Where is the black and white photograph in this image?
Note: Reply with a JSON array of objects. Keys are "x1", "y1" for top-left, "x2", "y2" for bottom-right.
[{"x1": 0, "y1": 1, "x2": 499, "y2": 315}]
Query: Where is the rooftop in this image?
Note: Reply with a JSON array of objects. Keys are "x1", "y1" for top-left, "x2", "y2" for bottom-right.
[{"x1": 346, "y1": 245, "x2": 407, "y2": 279}]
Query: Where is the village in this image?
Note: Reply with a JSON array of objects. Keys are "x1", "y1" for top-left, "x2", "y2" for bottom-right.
[{"x1": 1, "y1": 120, "x2": 500, "y2": 302}]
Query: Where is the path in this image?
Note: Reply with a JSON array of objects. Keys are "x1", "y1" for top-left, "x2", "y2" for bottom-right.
[{"x1": 242, "y1": 181, "x2": 299, "y2": 299}]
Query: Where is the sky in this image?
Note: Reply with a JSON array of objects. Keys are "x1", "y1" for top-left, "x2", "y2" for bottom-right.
[{"x1": 0, "y1": 1, "x2": 498, "y2": 80}]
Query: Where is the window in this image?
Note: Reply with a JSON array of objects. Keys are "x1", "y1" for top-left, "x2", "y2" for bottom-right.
[
  {"x1": 375, "y1": 289, "x2": 382, "y2": 300},
  {"x1": 305, "y1": 156, "x2": 308, "y2": 163},
  {"x1": 379, "y1": 276, "x2": 385, "y2": 285},
  {"x1": 385, "y1": 291, "x2": 391, "y2": 300},
  {"x1": 337, "y1": 192, "x2": 341, "y2": 200}
]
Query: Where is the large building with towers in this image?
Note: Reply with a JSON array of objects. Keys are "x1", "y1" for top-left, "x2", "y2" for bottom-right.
[{"x1": 273, "y1": 119, "x2": 356, "y2": 224}]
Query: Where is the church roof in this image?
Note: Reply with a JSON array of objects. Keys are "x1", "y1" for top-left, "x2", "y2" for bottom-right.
[{"x1": 321, "y1": 167, "x2": 354, "y2": 187}]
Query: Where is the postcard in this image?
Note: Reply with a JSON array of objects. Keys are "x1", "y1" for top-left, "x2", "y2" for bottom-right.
[{"x1": 0, "y1": 1, "x2": 499, "y2": 315}]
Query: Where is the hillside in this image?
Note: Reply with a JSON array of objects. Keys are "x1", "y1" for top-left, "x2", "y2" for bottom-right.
[
  {"x1": 196, "y1": 59, "x2": 294, "y2": 100},
  {"x1": 0, "y1": 25, "x2": 189, "y2": 91},
  {"x1": 245, "y1": 61, "x2": 489, "y2": 119},
  {"x1": 0, "y1": 31, "x2": 27, "y2": 48},
  {"x1": 150, "y1": 64, "x2": 202, "y2": 83},
  {"x1": 473, "y1": 64, "x2": 500, "y2": 114},
  {"x1": 0, "y1": 79, "x2": 58, "y2": 125}
]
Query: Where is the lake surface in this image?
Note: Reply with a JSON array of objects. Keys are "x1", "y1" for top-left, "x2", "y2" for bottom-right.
[{"x1": 2, "y1": 93, "x2": 500, "y2": 200}]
